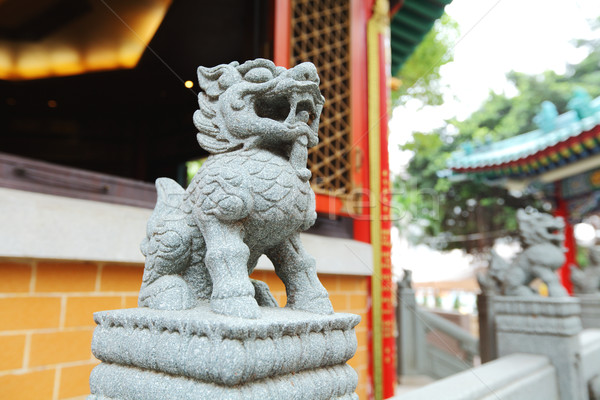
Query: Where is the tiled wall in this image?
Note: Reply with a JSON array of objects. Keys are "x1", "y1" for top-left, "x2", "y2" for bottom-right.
[
  {"x1": 251, "y1": 270, "x2": 371, "y2": 400},
  {"x1": 0, "y1": 259, "x2": 371, "y2": 400}
]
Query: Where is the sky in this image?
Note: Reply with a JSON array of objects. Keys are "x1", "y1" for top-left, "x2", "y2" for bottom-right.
[
  {"x1": 389, "y1": 0, "x2": 600, "y2": 282},
  {"x1": 388, "y1": 0, "x2": 600, "y2": 175}
]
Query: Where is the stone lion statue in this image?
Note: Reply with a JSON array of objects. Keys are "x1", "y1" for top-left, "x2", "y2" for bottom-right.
[
  {"x1": 571, "y1": 245, "x2": 600, "y2": 294},
  {"x1": 478, "y1": 209, "x2": 568, "y2": 297},
  {"x1": 137, "y1": 59, "x2": 333, "y2": 318}
]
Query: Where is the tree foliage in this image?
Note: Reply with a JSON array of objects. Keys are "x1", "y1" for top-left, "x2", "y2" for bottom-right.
[
  {"x1": 394, "y1": 31, "x2": 600, "y2": 254},
  {"x1": 392, "y1": 13, "x2": 459, "y2": 106}
]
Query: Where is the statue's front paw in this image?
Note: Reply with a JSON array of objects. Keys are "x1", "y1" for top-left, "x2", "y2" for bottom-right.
[
  {"x1": 287, "y1": 295, "x2": 334, "y2": 315},
  {"x1": 503, "y1": 285, "x2": 536, "y2": 297},
  {"x1": 211, "y1": 295, "x2": 261, "y2": 319},
  {"x1": 138, "y1": 275, "x2": 196, "y2": 310},
  {"x1": 547, "y1": 283, "x2": 568, "y2": 297},
  {"x1": 251, "y1": 279, "x2": 279, "y2": 307}
]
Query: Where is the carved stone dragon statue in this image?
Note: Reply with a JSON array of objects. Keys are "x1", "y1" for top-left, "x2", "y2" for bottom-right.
[
  {"x1": 137, "y1": 59, "x2": 333, "y2": 318},
  {"x1": 478, "y1": 209, "x2": 568, "y2": 297}
]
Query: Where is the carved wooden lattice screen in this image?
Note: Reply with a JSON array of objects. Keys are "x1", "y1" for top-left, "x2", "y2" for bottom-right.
[{"x1": 290, "y1": 0, "x2": 352, "y2": 198}]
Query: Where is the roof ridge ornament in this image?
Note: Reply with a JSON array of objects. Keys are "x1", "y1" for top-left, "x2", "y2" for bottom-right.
[
  {"x1": 567, "y1": 87, "x2": 594, "y2": 120},
  {"x1": 533, "y1": 101, "x2": 558, "y2": 133}
]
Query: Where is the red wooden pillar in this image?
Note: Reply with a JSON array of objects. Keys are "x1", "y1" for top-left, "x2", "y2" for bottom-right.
[
  {"x1": 554, "y1": 182, "x2": 575, "y2": 294},
  {"x1": 273, "y1": 0, "x2": 291, "y2": 68}
]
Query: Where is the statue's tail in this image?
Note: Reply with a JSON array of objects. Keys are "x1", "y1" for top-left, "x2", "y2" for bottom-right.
[
  {"x1": 490, "y1": 250, "x2": 509, "y2": 270},
  {"x1": 140, "y1": 178, "x2": 189, "y2": 287},
  {"x1": 478, "y1": 250, "x2": 510, "y2": 293},
  {"x1": 153, "y1": 177, "x2": 186, "y2": 216}
]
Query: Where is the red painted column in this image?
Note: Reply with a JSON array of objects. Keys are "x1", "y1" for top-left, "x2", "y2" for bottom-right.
[
  {"x1": 350, "y1": 0, "x2": 372, "y2": 244},
  {"x1": 554, "y1": 181, "x2": 575, "y2": 294},
  {"x1": 273, "y1": 0, "x2": 291, "y2": 68}
]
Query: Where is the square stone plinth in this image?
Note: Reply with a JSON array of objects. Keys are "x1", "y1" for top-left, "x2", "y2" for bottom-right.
[
  {"x1": 577, "y1": 293, "x2": 600, "y2": 329},
  {"x1": 89, "y1": 303, "x2": 360, "y2": 400},
  {"x1": 494, "y1": 297, "x2": 585, "y2": 400}
]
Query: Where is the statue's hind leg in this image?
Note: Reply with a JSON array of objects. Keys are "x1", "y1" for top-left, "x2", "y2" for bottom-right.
[
  {"x1": 534, "y1": 265, "x2": 568, "y2": 297},
  {"x1": 246, "y1": 252, "x2": 278, "y2": 307},
  {"x1": 503, "y1": 267, "x2": 535, "y2": 296},
  {"x1": 267, "y1": 234, "x2": 333, "y2": 314},
  {"x1": 138, "y1": 230, "x2": 196, "y2": 310},
  {"x1": 197, "y1": 217, "x2": 260, "y2": 319}
]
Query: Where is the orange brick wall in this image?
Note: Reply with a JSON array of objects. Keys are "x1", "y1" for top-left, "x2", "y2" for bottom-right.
[
  {"x1": 250, "y1": 271, "x2": 371, "y2": 400},
  {"x1": 0, "y1": 259, "x2": 142, "y2": 400},
  {"x1": 1, "y1": 258, "x2": 371, "y2": 400}
]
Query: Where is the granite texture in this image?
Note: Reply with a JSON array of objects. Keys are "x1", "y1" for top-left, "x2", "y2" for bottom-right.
[
  {"x1": 91, "y1": 304, "x2": 359, "y2": 386},
  {"x1": 89, "y1": 362, "x2": 358, "y2": 400},
  {"x1": 494, "y1": 296, "x2": 582, "y2": 336},
  {"x1": 495, "y1": 297, "x2": 585, "y2": 400},
  {"x1": 89, "y1": 305, "x2": 360, "y2": 399},
  {"x1": 89, "y1": 60, "x2": 360, "y2": 400},
  {"x1": 138, "y1": 58, "x2": 333, "y2": 319},
  {"x1": 478, "y1": 209, "x2": 567, "y2": 297},
  {"x1": 572, "y1": 245, "x2": 600, "y2": 294},
  {"x1": 577, "y1": 293, "x2": 600, "y2": 329}
]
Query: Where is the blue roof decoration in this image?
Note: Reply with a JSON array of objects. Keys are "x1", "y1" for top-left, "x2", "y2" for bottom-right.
[{"x1": 447, "y1": 92, "x2": 600, "y2": 178}]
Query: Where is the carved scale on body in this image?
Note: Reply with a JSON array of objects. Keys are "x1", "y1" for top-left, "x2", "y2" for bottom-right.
[{"x1": 138, "y1": 59, "x2": 333, "y2": 319}]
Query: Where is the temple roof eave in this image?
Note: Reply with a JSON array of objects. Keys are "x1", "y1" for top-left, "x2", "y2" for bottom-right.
[{"x1": 447, "y1": 96, "x2": 600, "y2": 179}]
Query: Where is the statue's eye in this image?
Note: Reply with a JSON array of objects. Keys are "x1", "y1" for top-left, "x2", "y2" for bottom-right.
[{"x1": 245, "y1": 67, "x2": 273, "y2": 83}]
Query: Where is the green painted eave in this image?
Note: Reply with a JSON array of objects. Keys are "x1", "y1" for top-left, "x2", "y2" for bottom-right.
[
  {"x1": 447, "y1": 96, "x2": 600, "y2": 171},
  {"x1": 390, "y1": 0, "x2": 453, "y2": 76}
]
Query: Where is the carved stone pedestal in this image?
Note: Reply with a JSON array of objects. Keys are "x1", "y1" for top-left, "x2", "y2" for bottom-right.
[
  {"x1": 494, "y1": 297, "x2": 585, "y2": 400},
  {"x1": 576, "y1": 293, "x2": 600, "y2": 329},
  {"x1": 88, "y1": 304, "x2": 360, "y2": 400}
]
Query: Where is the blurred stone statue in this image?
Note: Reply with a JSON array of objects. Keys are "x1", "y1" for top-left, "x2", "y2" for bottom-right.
[
  {"x1": 478, "y1": 209, "x2": 567, "y2": 297},
  {"x1": 137, "y1": 59, "x2": 334, "y2": 319},
  {"x1": 477, "y1": 250, "x2": 508, "y2": 295},
  {"x1": 399, "y1": 269, "x2": 413, "y2": 289},
  {"x1": 571, "y1": 245, "x2": 600, "y2": 294}
]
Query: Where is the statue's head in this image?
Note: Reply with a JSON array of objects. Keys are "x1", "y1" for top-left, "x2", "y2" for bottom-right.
[
  {"x1": 193, "y1": 59, "x2": 324, "y2": 155},
  {"x1": 517, "y1": 209, "x2": 565, "y2": 247}
]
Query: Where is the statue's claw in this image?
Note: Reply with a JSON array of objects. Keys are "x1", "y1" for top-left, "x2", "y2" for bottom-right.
[
  {"x1": 287, "y1": 294, "x2": 333, "y2": 315},
  {"x1": 251, "y1": 279, "x2": 279, "y2": 307},
  {"x1": 138, "y1": 275, "x2": 196, "y2": 310},
  {"x1": 211, "y1": 295, "x2": 261, "y2": 319}
]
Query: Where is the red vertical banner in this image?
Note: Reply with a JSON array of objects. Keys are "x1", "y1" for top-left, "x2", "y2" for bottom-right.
[
  {"x1": 554, "y1": 182, "x2": 575, "y2": 295},
  {"x1": 380, "y1": 169, "x2": 395, "y2": 398},
  {"x1": 378, "y1": 31, "x2": 395, "y2": 399}
]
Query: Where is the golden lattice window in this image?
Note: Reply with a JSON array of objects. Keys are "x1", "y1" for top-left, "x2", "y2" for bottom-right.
[{"x1": 290, "y1": 0, "x2": 352, "y2": 196}]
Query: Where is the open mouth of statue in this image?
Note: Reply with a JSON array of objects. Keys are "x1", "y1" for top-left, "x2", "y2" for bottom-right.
[
  {"x1": 253, "y1": 89, "x2": 318, "y2": 181},
  {"x1": 254, "y1": 90, "x2": 318, "y2": 129},
  {"x1": 547, "y1": 226, "x2": 564, "y2": 244}
]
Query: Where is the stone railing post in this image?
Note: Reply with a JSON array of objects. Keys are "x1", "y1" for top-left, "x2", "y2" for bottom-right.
[
  {"x1": 476, "y1": 293, "x2": 497, "y2": 363},
  {"x1": 576, "y1": 293, "x2": 600, "y2": 329},
  {"x1": 396, "y1": 284, "x2": 423, "y2": 377},
  {"x1": 494, "y1": 297, "x2": 586, "y2": 400}
]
